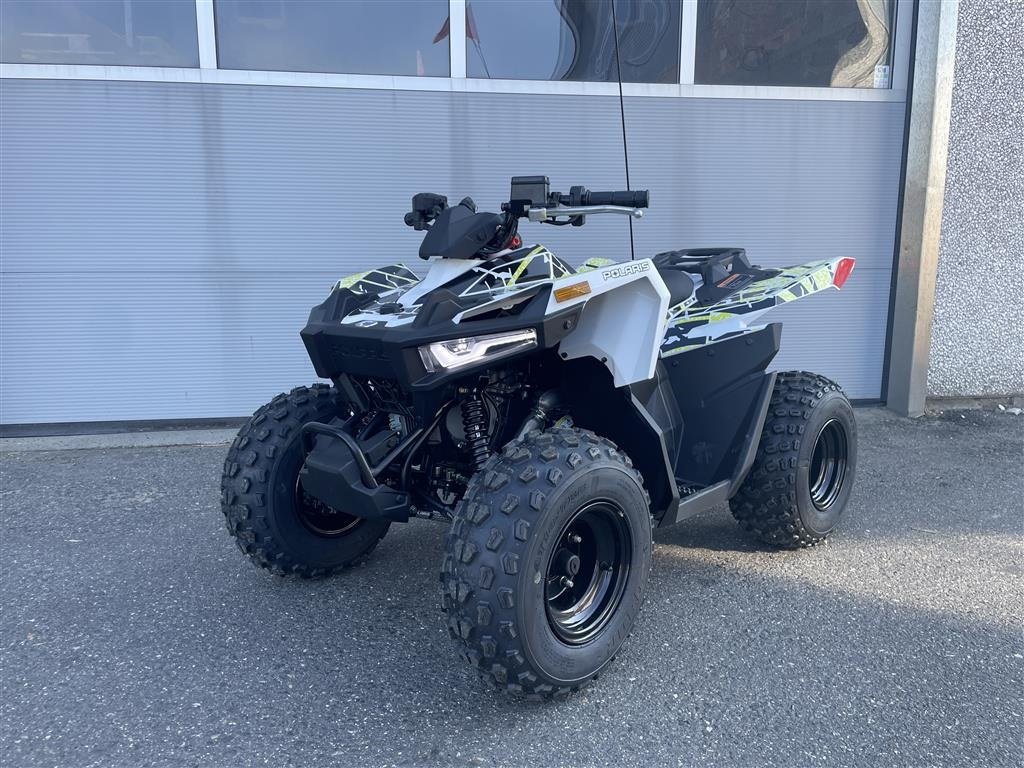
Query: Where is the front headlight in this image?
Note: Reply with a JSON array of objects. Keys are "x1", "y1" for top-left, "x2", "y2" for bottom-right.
[{"x1": 418, "y1": 329, "x2": 538, "y2": 373}]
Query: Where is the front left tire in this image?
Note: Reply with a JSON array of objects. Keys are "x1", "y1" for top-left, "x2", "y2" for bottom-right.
[
  {"x1": 441, "y1": 427, "x2": 652, "y2": 698},
  {"x1": 221, "y1": 385, "x2": 390, "y2": 577}
]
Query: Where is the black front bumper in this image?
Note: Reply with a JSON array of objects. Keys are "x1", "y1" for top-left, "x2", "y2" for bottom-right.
[{"x1": 299, "y1": 422, "x2": 412, "y2": 522}]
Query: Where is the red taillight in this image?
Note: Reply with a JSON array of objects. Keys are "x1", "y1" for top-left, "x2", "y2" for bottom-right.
[{"x1": 833, "y1": 257, "x2": 856, "y2": 289}]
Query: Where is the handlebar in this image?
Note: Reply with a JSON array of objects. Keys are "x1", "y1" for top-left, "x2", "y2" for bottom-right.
[
  {"x1": 504, "y1": 177, "x2": 649, "y2": 216},
  {"x1": 404, "y1": 178, "x2": 649, "y2": 256},
  {"x1": 552, "y1": 187, "x2": 649, "y2": 209}
]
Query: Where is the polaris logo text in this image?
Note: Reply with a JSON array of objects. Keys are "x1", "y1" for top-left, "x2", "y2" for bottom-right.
[{"x1": 601, "y1": 262, "x2": 650, "y2": 281}]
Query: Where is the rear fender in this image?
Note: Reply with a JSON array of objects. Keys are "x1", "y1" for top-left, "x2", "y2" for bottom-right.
[{"x1": 663, "y1": 257, "x2": 854, "y2": 356}]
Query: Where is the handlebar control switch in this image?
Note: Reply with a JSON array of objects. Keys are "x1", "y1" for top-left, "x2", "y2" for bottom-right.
[{"x1": 405, "y1": 192, "x2": 448, "y2": 231}]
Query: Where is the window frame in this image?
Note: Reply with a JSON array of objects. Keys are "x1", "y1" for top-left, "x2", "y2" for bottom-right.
[{"x1": 0, "y1": 0, "x2": 914, "y2": 102}]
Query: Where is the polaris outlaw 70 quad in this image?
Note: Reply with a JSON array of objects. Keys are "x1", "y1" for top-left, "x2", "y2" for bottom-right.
[{"x1": 221, "y1": 176, "x2": 858, "y2": 698}]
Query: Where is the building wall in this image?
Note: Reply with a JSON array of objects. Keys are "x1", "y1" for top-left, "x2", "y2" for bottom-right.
[
  {"x1": 928, "y1": 0, "x2": 1024, "y2": 397},
  {"x1": 0, "y1": 79, "x2": 906, "y2": 423}
]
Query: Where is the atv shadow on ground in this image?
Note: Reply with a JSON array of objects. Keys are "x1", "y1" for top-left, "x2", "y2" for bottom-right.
[{"x1": 653, "y1": 507, "x2": 763, "y2": 553}]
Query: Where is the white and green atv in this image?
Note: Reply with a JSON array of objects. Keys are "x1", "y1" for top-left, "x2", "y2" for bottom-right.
[{"x1": 221, "y1": 176, "x2": 858, "y2": 698}]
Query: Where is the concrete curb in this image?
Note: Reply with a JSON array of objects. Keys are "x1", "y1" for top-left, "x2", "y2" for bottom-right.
[{"x1": 0, "y1": 428, "x2": 238, "y2": 453}]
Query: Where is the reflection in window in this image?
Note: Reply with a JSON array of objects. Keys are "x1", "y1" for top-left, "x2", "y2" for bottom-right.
[
  {"x1": 695, "y1": 0, "x2": 896, "y2": 88},
  {"x1": 214, "y1": 0, "x2": 449, "y2": 76},
  {"x1": 0, "y1": 0, "x2": 199, "y2": 67},
  {"x1": 465, "y1": 0, "x2": 680, "y2": 83}
]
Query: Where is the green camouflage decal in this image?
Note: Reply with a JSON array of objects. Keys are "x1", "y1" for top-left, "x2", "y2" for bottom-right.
[
  {"x1": 661, "y1": 329, "x2": 751, "y2": 355},
  {"x1": 334, "y1": 264, "x2": 419, "y2": 294},
  {"x1": 507, "y1": 246, "x2": 545, "y2": 286},
  {"x1": 576, "y1": 257, "x2": 616, "y2": 273},
  {"x1": 461, "y1": 246, "x2": 572, "y2": 295},
  {"x1": 662, "y1": 258, "x2": 843, "y2": 357}
]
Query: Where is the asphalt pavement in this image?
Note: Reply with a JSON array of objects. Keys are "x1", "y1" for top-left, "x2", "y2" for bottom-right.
[{"x1": 1, "y1": 408, "x2": 1021, "y2": 768}]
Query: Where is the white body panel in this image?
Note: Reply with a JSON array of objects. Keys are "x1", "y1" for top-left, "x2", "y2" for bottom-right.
[
  {"x1": 398, "y1": 259, "x2": 481, "y2": 308},
  {"x1": 545, "y1": 259, "x2": 671, "y2": 387}
]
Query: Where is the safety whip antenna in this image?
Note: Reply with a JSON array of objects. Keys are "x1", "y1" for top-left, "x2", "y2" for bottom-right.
[{"x1": 610, "y1": 1, "x2": 635, "y2": 261}]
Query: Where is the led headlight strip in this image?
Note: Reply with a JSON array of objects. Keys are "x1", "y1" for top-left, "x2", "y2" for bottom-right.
[{"x1": 418, "y1": 329, "x2": 538, "y2": 373}]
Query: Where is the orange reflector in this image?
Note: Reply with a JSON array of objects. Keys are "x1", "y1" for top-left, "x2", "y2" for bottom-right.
[{"x1": 553, "y1": 281, "x2": 592, "y2": 302}]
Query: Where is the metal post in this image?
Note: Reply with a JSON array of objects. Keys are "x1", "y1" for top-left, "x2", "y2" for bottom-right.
[
  {"x1": 195, "y1": 0, "x2": 217, "y2": 70},
  {"x1": 449, "y1": 0, "x2": 467, "y2": 79},
  {"x1": 886, "y1": 0, "x2": 960, "y2": 416}
]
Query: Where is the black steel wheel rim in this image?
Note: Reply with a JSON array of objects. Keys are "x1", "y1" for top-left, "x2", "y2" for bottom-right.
[
  {"x1": 544, "y1": 500, "x2": 632, "y2": 646},
  {"x1": 808, "y1": 418, "x2": 849, "y2": 511},
  {"x1": 295, "y1": 480, "x2": 362, "y2": 537}
]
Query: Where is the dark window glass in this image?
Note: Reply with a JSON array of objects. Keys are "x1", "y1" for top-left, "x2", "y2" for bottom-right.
[
  {"x1": 695, "y1": 0, "x2": 896, "y2": 88},
  {"x1": 1, "y1": 0, "x2": 199, "y2": 67},
  {"x1": 214, "y1": 0, "x2": 449, "y2": 76},
  {"x1": 466, "y1": 0, "x2": 680, "y2": 83}
]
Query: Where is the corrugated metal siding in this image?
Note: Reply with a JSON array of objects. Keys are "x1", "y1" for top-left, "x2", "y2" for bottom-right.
[{"x1": 0, "y1": 79, "x2": 905, "y2": 423}]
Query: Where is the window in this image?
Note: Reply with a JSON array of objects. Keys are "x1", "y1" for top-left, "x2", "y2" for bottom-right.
[
  {"x1": 465, "y1": 0, "x2": 680, "y2": 83},
  {"x1": 695, "y1": 0, "x2": 896, "y2": 88},
  {"x1": 214, "y1": 0, "x2": 449, "y2": 76},
  {"x1": 0, "y1": 0, "x2": 199, "y2": 67},
  {"x1": 0, "y1": 0, "x2": 907, "y2": 95}
]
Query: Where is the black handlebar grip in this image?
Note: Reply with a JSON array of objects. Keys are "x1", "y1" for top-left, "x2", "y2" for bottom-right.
[{"x1": 584, "y1": 189, "x2": 649, "y2": 208}]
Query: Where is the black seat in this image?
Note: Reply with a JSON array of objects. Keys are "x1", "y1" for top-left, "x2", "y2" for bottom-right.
[{"x1": 657, "y1": 267, "x2": 695, "y2": 306}]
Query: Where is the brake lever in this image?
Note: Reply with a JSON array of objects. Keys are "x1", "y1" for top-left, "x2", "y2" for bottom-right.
[{"x1": 526, "y1": 205, "x2": 644, "y2": 222}]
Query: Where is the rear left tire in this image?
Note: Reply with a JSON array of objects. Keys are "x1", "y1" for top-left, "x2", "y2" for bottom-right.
[{"x1": 730, "y1": 371, "x2": 857, "y2": 548}]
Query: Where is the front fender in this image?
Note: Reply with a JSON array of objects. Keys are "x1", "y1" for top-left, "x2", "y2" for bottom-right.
[{"x1": 548, "y1": 259, "x2": 670, "y2": 387}]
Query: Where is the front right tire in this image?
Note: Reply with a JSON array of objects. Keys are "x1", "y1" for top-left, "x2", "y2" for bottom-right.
[{"x1": 441, "y1": 428, "x2": 652, "y2": 699}]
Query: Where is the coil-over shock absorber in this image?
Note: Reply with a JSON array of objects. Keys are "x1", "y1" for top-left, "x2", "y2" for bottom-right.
[{"x1": 460, "y1": 391, "x2": 490, "y2": 470}]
